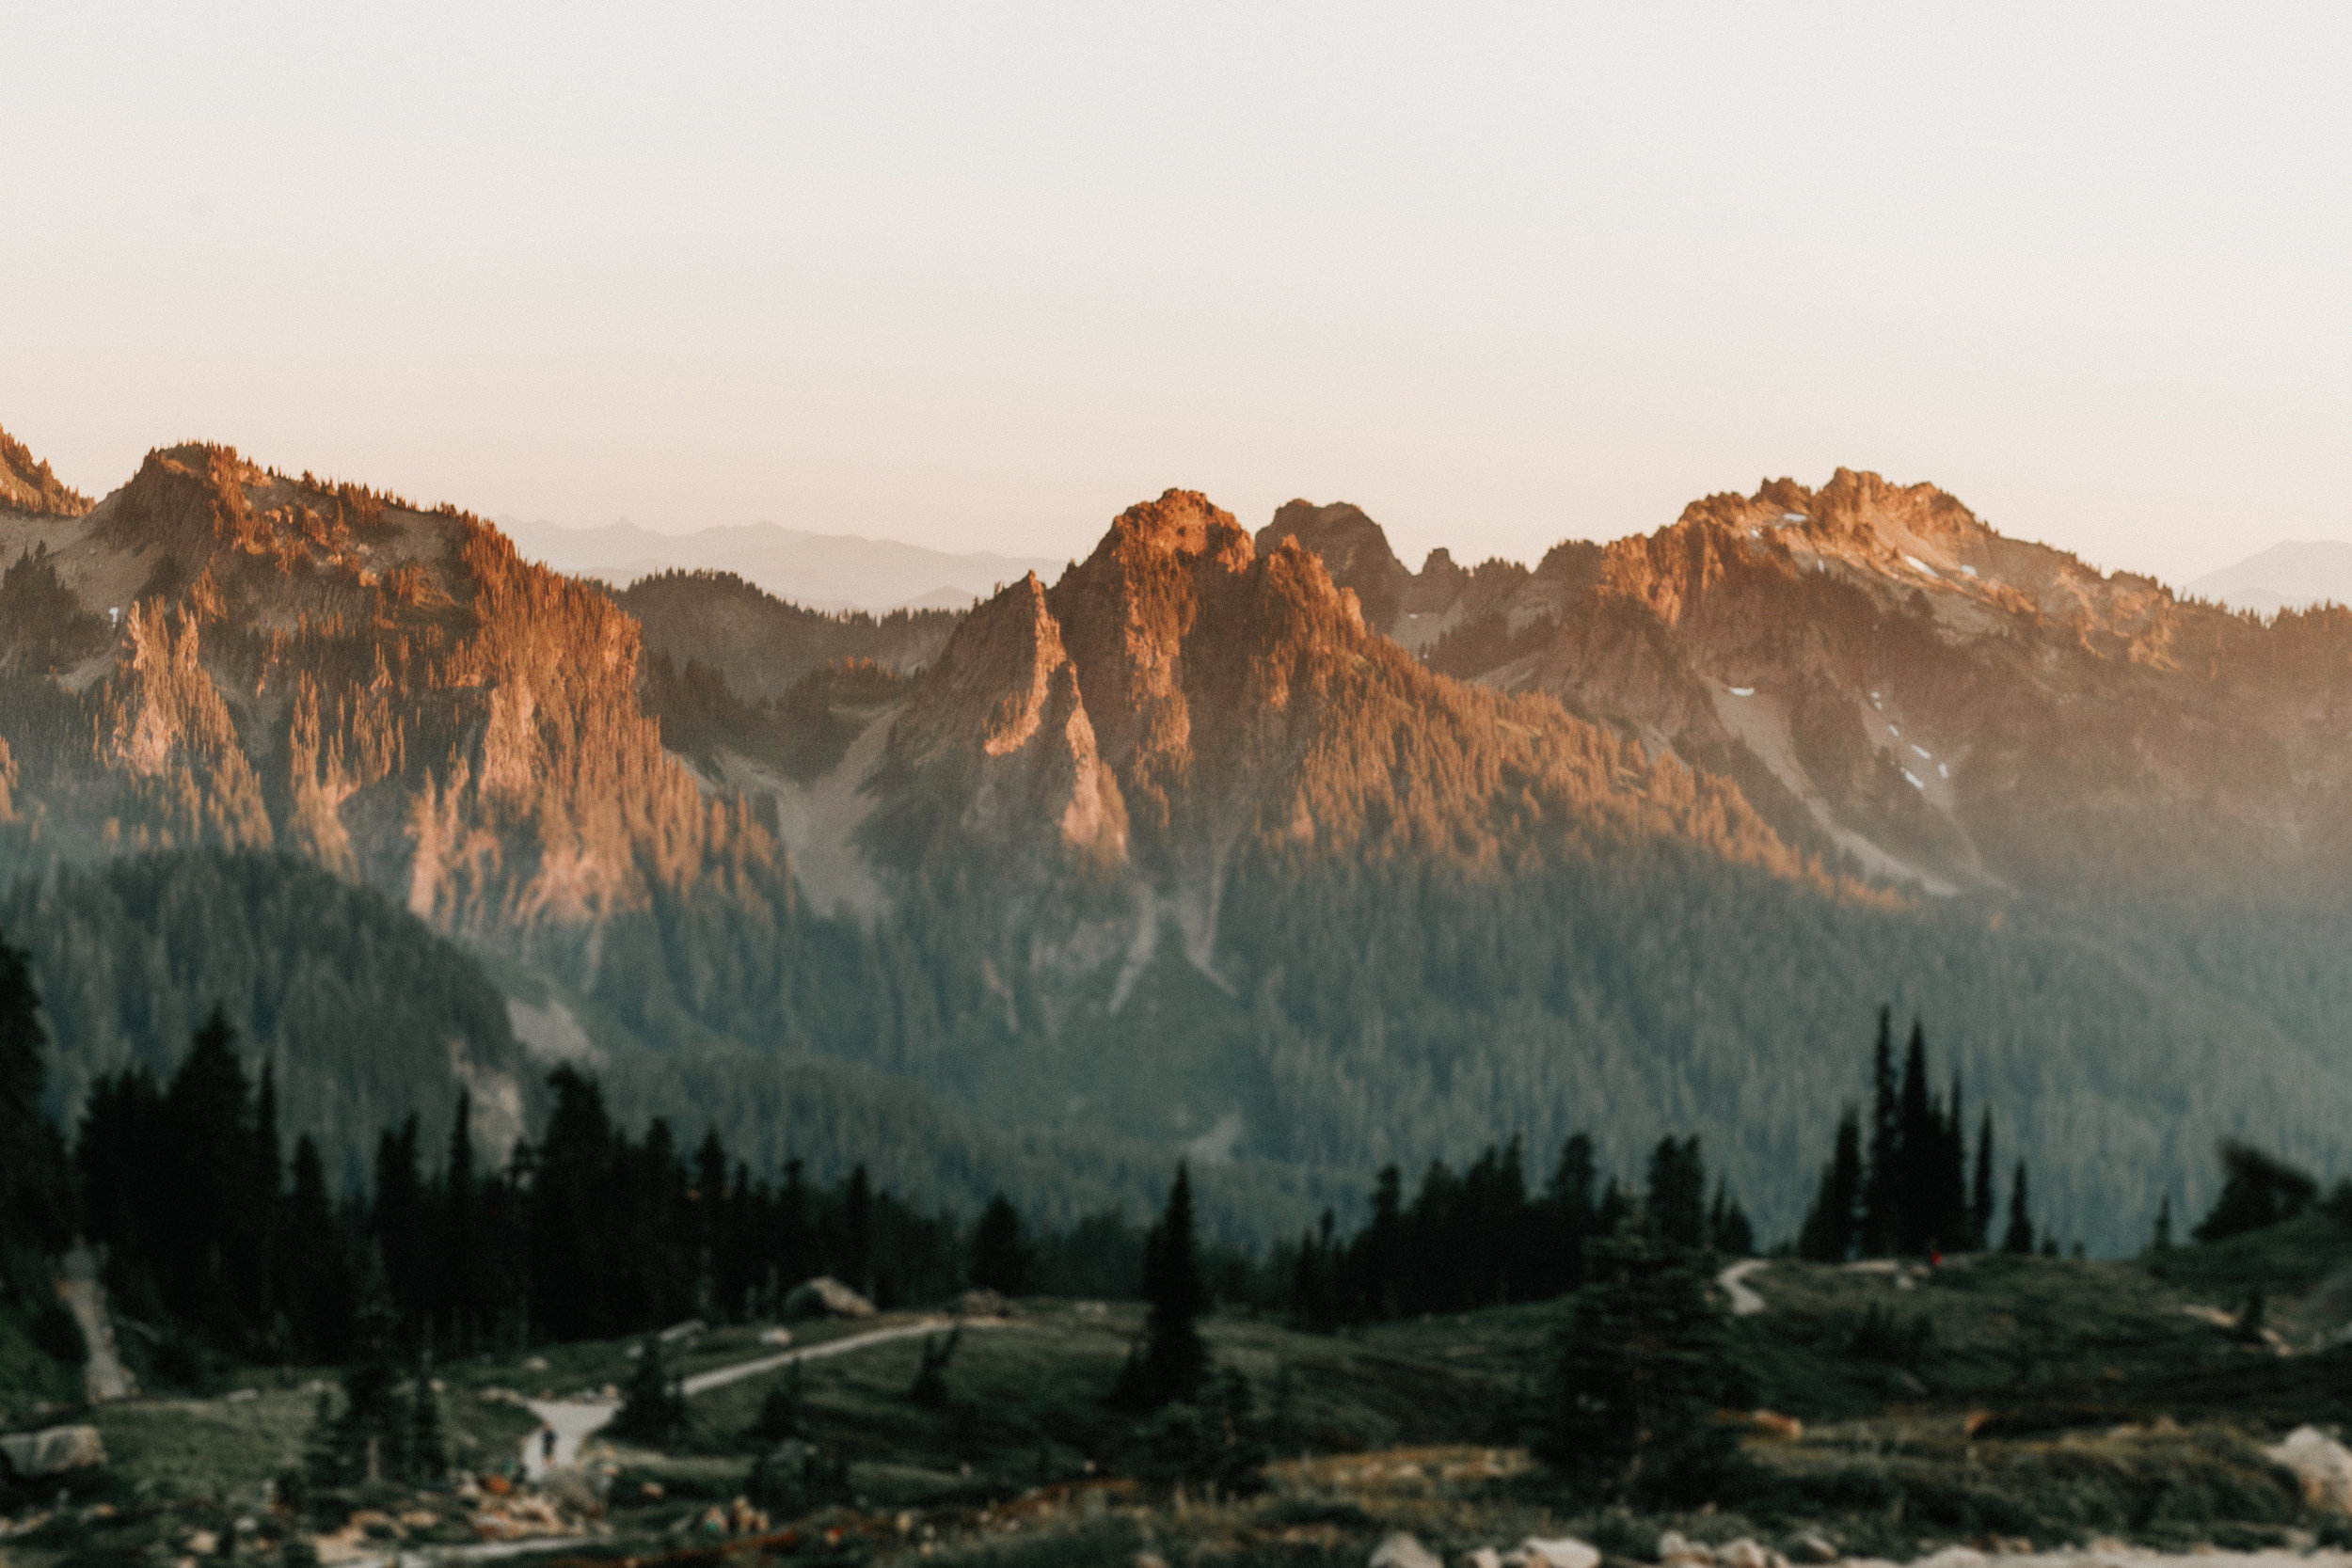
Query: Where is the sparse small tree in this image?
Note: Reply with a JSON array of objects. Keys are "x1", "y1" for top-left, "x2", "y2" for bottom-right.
[
  {"x1": 310, "y1": 1246, "x2": 410, "y2": 1483},
  {"x1": 748, "y1": 1361, "x2": 807, "y2": 1442},
  {"x1": 1533, "y1": 1224, "x2": 1753, "y2": 1505},
  {"x1": 2002, "y1": 1162, "x2": 2035, "y2": 1256},
  {"x1": 907, "y1": 1326, "x2": 961, "y2": 1407},
  {"x1": 611, "y1": 1336, "x2": 687, "y2": 1449}
]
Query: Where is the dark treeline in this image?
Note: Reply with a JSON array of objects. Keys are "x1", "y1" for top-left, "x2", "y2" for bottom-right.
[
  {"x1": 74, "y1": 1024, "x2": 984, "y2": 1370},
  {"x1": 1278, "y1": 1132, "x2": 1754, "y2": 1330},
  {"x1": 0, "y1": 911, "x2": 1257, "y2": 1385}
]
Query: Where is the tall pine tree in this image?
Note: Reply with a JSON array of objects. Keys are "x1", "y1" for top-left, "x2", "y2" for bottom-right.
[
  {"x1": 0, "y1": 930, "x2": 69, "y2": 1289},
  {"x1": 1798, "y1": 1107, "x2": 1863, "y2": 1262},
  {"x1": 2002, "y1": 1161, "x2": 2035, "y2": 1255},
  {"x1": 1970, "y1": 1109, "x2": 1995, "y2": 1251},
  {"x1": 1860, "y1": 1007, "x2": 1899, "y2": 1255},
  {"x1": 1115, "y1": 1163, "x2": 1208, "y2": 1409}
]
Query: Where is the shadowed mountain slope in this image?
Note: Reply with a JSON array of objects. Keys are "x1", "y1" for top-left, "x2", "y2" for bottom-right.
[{"x1": 14, "y1": 441, "x2": 2352, "y2": 1250}]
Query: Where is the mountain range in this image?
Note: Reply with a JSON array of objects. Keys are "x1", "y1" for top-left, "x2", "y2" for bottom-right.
[
  {"x1": 2185, "y1": 541, "x2": 2352, "y2": 616},
  {"x1": 8, "y1": 425, "x2": 2352, "y2": 1251},
  {"x1": 494, "y1": 515, "x2": 1063, "y2": 614}
]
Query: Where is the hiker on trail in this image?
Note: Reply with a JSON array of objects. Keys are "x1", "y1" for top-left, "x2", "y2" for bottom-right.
[{"x1": 541, "y1": 1425, "x2": 557, "y2": 1463}]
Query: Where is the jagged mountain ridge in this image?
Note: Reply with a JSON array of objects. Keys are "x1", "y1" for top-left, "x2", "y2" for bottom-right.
[
  {"x1": 0, "y1": 435, "x2": 781, "y2": 956},
  {"x1": 14, "y1": 423, "x2": 2352, "y2": 1248},
  {"x1": 1271, "y1": 468, "x2": 2352, "y2": 899},
  {"x1": 863, "y1": 489, "x2": 1844, "y2": 997},
  {"x1": 659, "y1": 484, "x2": 2352, "y2": 1250},
  {"x1": 0, "y1": 428, "x2": 89, "y2": 518}
]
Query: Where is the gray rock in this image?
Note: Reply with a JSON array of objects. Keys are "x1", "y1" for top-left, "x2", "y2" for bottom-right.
[
  {"x1": 0, "y1": 1424, "x2": 106, "y2": 1477},
  {"x1": 783, "y1": 1275, "x2": 877, "y2": 1320},
  {"x1": 1370, "y1": 1533, "x2": 1445, "y2": 1568}
]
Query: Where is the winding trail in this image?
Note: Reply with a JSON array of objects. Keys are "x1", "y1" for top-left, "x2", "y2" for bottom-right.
[
  {"x1": 518, "y1": 1315, "x2": 1001, "y2": 1478},
  {"x1": 1717, "y1": 1258, "x2": 1769, "y2": 1317}
]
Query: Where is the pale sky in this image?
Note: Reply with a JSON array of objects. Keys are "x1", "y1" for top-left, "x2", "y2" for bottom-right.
[{"x1": 5, "y1": 5, "x2": 2346, "y2": 587}]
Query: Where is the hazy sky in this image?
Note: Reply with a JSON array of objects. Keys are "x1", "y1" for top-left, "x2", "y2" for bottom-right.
[{"x1": 7, "y1": 5, "x2": 2346, "y2": 585}]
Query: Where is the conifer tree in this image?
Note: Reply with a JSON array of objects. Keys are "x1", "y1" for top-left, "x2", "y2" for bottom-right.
[
  {"x1": 1541, "y1": 1136, "x2": 1597, "y2": 1296},
  {"x1": 844, "y1": 1164, "x2": 874, "y2": 1299},
  {"x1": 284, "y1": 1134, "x2": 355, "y2": 1363},
  {"x1": 1115, "y1": 1162, "x2": 1208, "y2": 1409},
  {"x1": 1708, "y1": 1182, "x2": 1755, "y2": 1257},
  {"x1": 1970, "y1": 1109, "x2": 1995, "y2": 1251},
  {"x1": 2193, "y1": 1142, "x2": 2318, "y2": 1242},
  {"x1": 0, "y1": 930, "x2": 69, "y2": 1284},
  {"x1": 2002, "y1": 1162, "x2": 2035, "y2": 1255},
  {"x1": 373, "y1": 1116, "x2": 427, "y2": 1331},
  {"x1": 1349, "y1": 1164, "x2": 1406, "y2": 1315},
  {"x1": 968, "y1": 1193, "x2": 1033, "y2": 1295},
  {"x1": 691, "y1": 1126, "x2": 728, "y2": 1315},
  {"x1": 530, "y1": 1067, "x2": 613, "y2": 1341},
  {"x1": 1860, "y1": 1006, "x2": 1899, "y2": 1255},
  {"x1": 250, "y1": 1060, "x2": 283, "y2": 1343},
  {"x1": 1932, "y1": 1073, "x2": 1969, "y2": 1253},
  {"x1": 1532, "y1": 1223, "x2": 1753, "y2": 1504},
  {"x1": 314, "y1": 1246, "x2": 411, "y2": 1483},
  {"x1": 907, "y1": 1325, "x2": 961, "y2": 1407},
  {"x1": 749, "y1": 1360, "x2": 807, "y2": 1441},
  {"x1": 1645, "y1": 1136, "x2": 1708, "y2": 1250},
  {"x1": 1798, "y1": 1107, "x2": 1863, "y2": 1262},
  {"x1": 1894, "y1": 1021, "x2": 1935, "y2": 1253},
  {"x1": 438, "y1": 1091, "x2": 480, "y2": 1351},
  {"x1": 775, "y1": 1158, "x2": 814, "y2": 1293},
  {"x1": 612, "y1": 1335, "x2": 687, "y2": 1448},
  {"x1": 162, "y1": 1006, "x2": 255, "y2": 1341},
  {"x1": 2152, "y1": 1195, "x2": 2173, "y2": 1252}
]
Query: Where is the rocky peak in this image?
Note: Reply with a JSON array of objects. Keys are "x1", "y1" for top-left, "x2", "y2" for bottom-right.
[
  {"x1": 1083, "y1": 488, "x2": 1253, "y2": 572},
  {"x1": 877, "y1": 571, "x2": 1128, "y2": 871},
  {"x1": 0, "y1": 426, "x2": 91, "y2": 518},
  {"x1": 1255, "y1": 500, "x2": 1410, "y2": 631}
]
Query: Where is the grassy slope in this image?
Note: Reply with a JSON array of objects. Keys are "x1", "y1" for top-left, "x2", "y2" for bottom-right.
[{"x1": 23, "y1": 1220, "x2": 2352, "y2": 1564}]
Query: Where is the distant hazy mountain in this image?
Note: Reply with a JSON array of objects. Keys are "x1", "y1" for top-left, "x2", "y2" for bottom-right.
[
  {"x1": 2184, "y1": 541, "x2": 2352, "y2": 614},
  {"x1": 495, "y1": 515, "x2": 1062, "y2": 613}
]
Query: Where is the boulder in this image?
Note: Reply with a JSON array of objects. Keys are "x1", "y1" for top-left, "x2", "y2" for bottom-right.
[
  {"x1": 1717, "y1": 1541, "x2": 1772, "y2": 1568},
  {"x1": 1466, "y1": 1550, "x2": 1503, "y2": 1568},
  {"x1": 1660, "y1": 1532, "x2": 1716, "y2": 1567},
  {"x1": 2266, "y1": 1425, "x2": 2352, "y2": 1513},
  {"x1": 952, "y1": 1288, "x2": 1012, "y2": 1318},
  {"x1": 782, "y1": 1275, "x2": 877, "y2": 1320},
  {"x1": 1370, "y1": 1533, "x2": 1444, "y2": 1568},
  {"x1": 1788, "y1": 1532, "x2": 1839, "y2": 1563},
  {"x1": 1513, "y1": 1538, "x2": 1599, "y2": 1568},
  {"x1": 1913, "y1": 1550, "x2": 1984, "y2": 1568},
  {"x1": 0, "y1": 1424, "x2": 106, "y2": 1477}
]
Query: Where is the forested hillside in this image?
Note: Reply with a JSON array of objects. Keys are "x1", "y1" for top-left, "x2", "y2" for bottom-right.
[
  {"x1": 10, "y1": 426, "x2": 2352, "y2": 1256},
  {"x1": 654, "y1": 490, "x2": 2352, "y2": 1251},
  {"x1": 0, "y1": 847, "x2": 1343, "y2": 1243}
]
